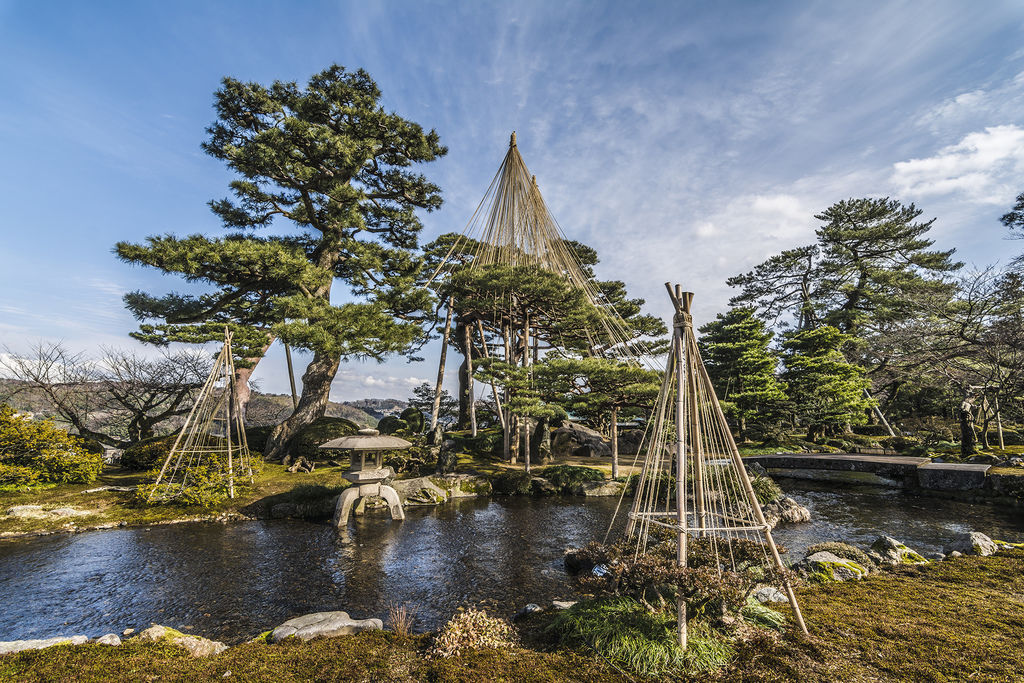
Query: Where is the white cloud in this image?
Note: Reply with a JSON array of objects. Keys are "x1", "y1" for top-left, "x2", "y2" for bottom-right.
[{"x1": 891, "y1": 125, "x2": 1024, "y2": 204}]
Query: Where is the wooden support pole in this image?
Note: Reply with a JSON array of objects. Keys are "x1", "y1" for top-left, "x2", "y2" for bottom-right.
[
  {"x1": 610, "y1": 406, "x2": 619, "y2": 480},
  {"x1": 477, "y1": 321, "x2": 506, "y2": 431},
  {"x1": 431, "y1": 299, "x2": 453, "y2": 432},
  {"x1": 673, "y1": 300, "x2": 688, "y2": 650},
  {"x1": 996, "y1": 391, "x2": 1005, "y2": 450},
  {"x1": 464, "y1": 322, "x2": 478, "y2": 437},
  {"x1": 522, "y1": 312, "x2": 531, "y2": 473},
  {"x1": 284, "y1": 343, "x2": 299, "y2": 410}
]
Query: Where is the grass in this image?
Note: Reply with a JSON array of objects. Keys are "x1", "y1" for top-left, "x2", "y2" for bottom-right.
[
  {"x1": 1, "y1": 550, "x2": 1022, "y2": 680},
  {"x1": 0, "y1": 463, "x2": 349, "y2": 536}
]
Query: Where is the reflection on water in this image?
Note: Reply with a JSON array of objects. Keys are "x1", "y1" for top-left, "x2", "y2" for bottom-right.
[{"x1": 0, "y1": 483, "x2": 1021, "y2": 643}]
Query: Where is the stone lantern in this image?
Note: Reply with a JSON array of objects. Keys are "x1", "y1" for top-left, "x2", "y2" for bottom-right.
[{"x1": 319, "y1": 428, "x2": 411, "y2": 527}]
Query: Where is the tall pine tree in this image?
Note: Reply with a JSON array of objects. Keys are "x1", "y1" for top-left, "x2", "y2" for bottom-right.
[
  {"x1": 779, "y1": 326, "x2": 871, "y2": 440},
  {"x1": 698, "y1": 308, "x2": 786, "y2": 440},
  {"x1": 117, "y1": 65, "x2": 446, "y2": 461}
]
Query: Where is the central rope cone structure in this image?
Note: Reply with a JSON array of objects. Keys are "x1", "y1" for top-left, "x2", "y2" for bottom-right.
[
  {"x1": 614, "y1": 284, "x2": 807, "y2": 647},
  {"x1": 148, "y1": 328, "x2": 253, "y2": 503}
]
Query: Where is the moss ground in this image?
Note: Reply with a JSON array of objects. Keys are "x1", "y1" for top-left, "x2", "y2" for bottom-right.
[
  {"x1": 0, "y1": 464, "x2": 347, "y2": 536},
  {"x1": 2, "y1": 550, "x2": 1022, "y2": 681}
]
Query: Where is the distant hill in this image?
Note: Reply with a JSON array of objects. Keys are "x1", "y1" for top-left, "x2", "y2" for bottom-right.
[
  {"x1": 0, "y1": 380, "x2": 378, "y2": 430},
  {"x1": 248, "y1": 392, "x2": 378, "y2": 428},
  {"x1": 341, "y1": 398, "x2": 407, "y2": 420}
]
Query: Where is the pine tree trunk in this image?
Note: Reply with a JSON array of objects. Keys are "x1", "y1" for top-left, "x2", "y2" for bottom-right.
[
  {"x1": 264, "y1": 349, "x2": 342, "y2": 463},
  {"x1": 234, "y1": 364, "x2": 256, "y2": 427},
  {"x1": 456, "y1": 321, "x2": 471, "y2": 429}
]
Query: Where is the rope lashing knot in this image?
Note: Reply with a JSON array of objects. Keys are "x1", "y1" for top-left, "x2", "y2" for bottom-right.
[{"x1": 673, "y1": 311, "x2": 692, "y2": 330}]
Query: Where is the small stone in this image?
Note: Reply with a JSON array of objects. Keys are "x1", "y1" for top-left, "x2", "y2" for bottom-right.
[
  {"x1": 924, "y1": 552, "x2": 946, "y2": 561},
  {"x1": 514, "y1": 603, "x2": 543, "y2": 619},
  {"x1": 949, "y1": 551, "x2": 963, "y2": 558},
  {"x1": 943, "y1": 531, "x2": 998, "y2": 557},
  {"x1": 578, "y1": 480, "x2": 626, "y2": 497},
  {"x1": 136, "y1": 625, "x2": 227, "y2": 657},
  {"x1": 5, "y1": 505, "x2": 47, "y2": 518},
  {"x1": 552, "y1": 600, "x2": 577, "y2": 610},
  {"x1": 122, "y1": 628, "x2": 135, "y2": 637},
  {"x1": 753, "y1": 586, "x2": 787, "y2": 603},
  {"x1": 94, "y1": 634, "x2": 121, "y2": 646}
]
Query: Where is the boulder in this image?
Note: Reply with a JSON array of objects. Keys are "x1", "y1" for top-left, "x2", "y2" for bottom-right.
[
  {"x1": 753, "y1": 586, "x2": 787, "y2": 603},
  {"x1": 551, "y1": 423, "x2": 611, "y2": 459},
  {"x1": 93, "y1": 633, "x2": 121, "y2": 646},
  {"x1": 5, "y1": 505, "x2": 47, "y2": 518},
  {"x1": 943, "y1": 531, "x2": 998, "y2": 557},
  {"x1": 530, "y1": 476, "x2": 558, "y2": 496},
  {"x1": 530, "y1": 417, "x2": 552, "y2": 463},
  {"x1": 578, "y1": 480, "x2": 626, "y2": 497},
  {"x1": 616, "y1": 429, "x2": 645, "y2": 456},
  {"x1": 0, "y1": 635, "x2": 88, "y2": 654},
  {"x1": 270, "y1": 611, "x2": 382, "y2": 643},
  {"x1": 870, "y1": 535, "x2": 928, "y2": 565},
  {"x1": 136, "y1": 625, "x2": 227, "y2": 657},
  {"x1": 390, "y1": 476, "x2": 448, "y2": 505},
  {"x1": 431, "y1": 474, "x2": 492, "y2": 498},
  {"x1": 761, "y1": 497, "x2": 811, "y2": 529},
  {"x1": 801, "y1": 551, "x2": 868, "y2": 583}
]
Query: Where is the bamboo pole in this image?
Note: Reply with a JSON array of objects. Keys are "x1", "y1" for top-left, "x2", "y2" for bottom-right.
[
  {"x1": 673, "y1": 296, "x2": 688, "y2": 649},
  {"x1": 464, "y1": 323, "x2": 478, "y2": 437},
  {"x1": 284, "y1": 343, "x2": 298, "y2": 410},
  {"x1": 477, "y1": 320, "x2": 506, "y2": 430},
  {"x1": 610, "y1": 406, "x2": 619, "y2": 479},
  {"x1": 522, "y1": 311, "x2": 531, "y2": 473},
  {"x1": 431, "y1": 298, "x2": 453, "y2": 431}
]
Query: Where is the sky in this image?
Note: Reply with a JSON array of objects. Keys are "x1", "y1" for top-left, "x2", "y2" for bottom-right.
[{"x1": 1, "y1": 0, "x2": 1024, "y2": 401}]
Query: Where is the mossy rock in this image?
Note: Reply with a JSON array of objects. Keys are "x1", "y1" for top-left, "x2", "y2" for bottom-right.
[
  {"x1": 537, "y1": 465, "x2": 604, "y2": 493},
  {"x1": 803, "y1": 551, "x2": 868, "y2": 583},
  {"x1": 492, "y1": 470, "x2": 533, "y2": 495},
  {"x1": 806, "y1": 541, "x2": 877, "y2": 571},
  {"x1": 289, "y1": 417, "x2": 360, "y2": 461}
]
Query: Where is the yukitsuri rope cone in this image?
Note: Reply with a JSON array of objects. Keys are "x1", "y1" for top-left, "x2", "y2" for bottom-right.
[
  {"x1": 148, "y1": 328, "x2": 253, "y2": 502},
  {"x1": 618, "y1": 285, "x2": 807, "y2": 647}
]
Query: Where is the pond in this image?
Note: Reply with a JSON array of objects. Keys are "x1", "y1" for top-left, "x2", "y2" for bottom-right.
[{"x1": 1, "y1": 482, "x2": 1022, "y2": 644}]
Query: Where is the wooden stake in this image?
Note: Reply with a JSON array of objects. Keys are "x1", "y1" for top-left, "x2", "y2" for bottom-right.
[
  {"x1": 431, "y1": 298, "x2": 453, "y2": 431},
  {"x1": 464, "y1": 322, "x2": 478, "y2": 437},
  {"x1": 674, "y1": 309, "x2": 688, "y2": 649},
  {"x1": 610, "y1": 406, "x2": 619, "y2": 479},
  {"x1": 477, "y1": 320, "x2": 506, "y2": 431},
  {"x1": 284, "y1": 342, "x2": 298, "y2": 410}
]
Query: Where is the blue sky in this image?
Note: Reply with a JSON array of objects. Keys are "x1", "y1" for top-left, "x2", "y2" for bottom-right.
[{"x1": 2, "y1": 1, "x2": 1024, "y2": 400}]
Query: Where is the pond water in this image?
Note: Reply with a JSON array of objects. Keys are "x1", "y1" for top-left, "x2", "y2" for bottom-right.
[{"x1": 1, "y1": 482, "x2": 1022, "y2": 644}]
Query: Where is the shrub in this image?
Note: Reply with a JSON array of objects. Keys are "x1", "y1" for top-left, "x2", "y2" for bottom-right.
[
  {"x1": 491, "y1": 470, "x2": 533, "y2": 495},
  {"x1": 377, "y1": 416, "x2": 408, "y2": 436},
  {"x1": 852, "y1": 424, "x2": 892, "y2": 437},
  {"x1": 121, "y1": 434, "x2": 178, "y2": 471},
  {"x1": 135, "y1": 463, "x2": 234, "y2": 508},
  {"x1": 430, "y1": 608, "x2": 517, "y2": 658},
  {"x1": 288, "y1": 417, "x2": 359, "y2": 461},
  {"x1": 386, "y1": 602, "x2": 417, "y2": 637},
  {"x1": 548, "y1": 597, "x2": 734, "y2": 678},
  {"x1": 0, "y1": 463, "x2": 41, "y2": 491},
  {"x1": 750, "y1": 474, "x2": 783, "y2": 505},
  {"x1": 805, "y1": 541, "x2": 877, "y2": 570},
  {"x1": 0, "y1": 405, "x2": 102, "y2": 484},
  {"x1": 244, "y1": 425, "x2": 275, "y2": 453},
  {"x1": 538, "y1": 465, "x2": 604, "y2": 493},
  {"x1": 27, "y1": 451, "x2": 103, "y2": 484},
  {"x1": 399, "y1": 407, "x2": 425, "y2": 434},
  {"x1": 76, "y1": 436, "x2": 106, "y2": 455}
]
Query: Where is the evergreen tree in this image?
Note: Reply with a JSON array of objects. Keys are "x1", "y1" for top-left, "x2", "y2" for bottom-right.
[
  {"x1": 407, "y1": 382, "x2": 457, "y2": 427},
  {"x1": 779, "y1": 326, "x2": 872, "y2": 440},
  {"x1": 117, "y1": 65, "x2": 446, "y2": 461},
  {"x1": 538, "y1": 357, "x2": 660, "y2": 477},
  {"x1": 729, "y1": 197, "x2": 960, "y2": 335},
  {"x1": 697, "y1": 308, "x2": 787, "y2": 440}
]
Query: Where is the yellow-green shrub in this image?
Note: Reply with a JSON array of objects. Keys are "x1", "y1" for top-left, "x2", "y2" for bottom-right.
[{"x1": 0, "y1": 404, "x2": 102, "y2": 484}]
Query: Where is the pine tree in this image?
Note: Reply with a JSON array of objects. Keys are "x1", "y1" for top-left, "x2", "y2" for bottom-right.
[
  {"x1": 779, "y1": 326, "x2": 872, "y2": 440},
  {"x1": 117, "y1": 65, "x2": 446, "y2": 461},
  {"x1": 697, "y1": 308, "x2": 787, "y2": 440}
]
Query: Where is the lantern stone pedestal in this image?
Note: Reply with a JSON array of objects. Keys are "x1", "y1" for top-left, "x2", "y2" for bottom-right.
[
  {"x1": 332, "y1": 467, "x2": 405, "y2": 527},
  {"x1": 320, "y1": 429, "x2": 412, "y2": 529}
]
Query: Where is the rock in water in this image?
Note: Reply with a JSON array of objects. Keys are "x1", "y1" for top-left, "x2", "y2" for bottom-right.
[
  {"x1": 801, "y1": 551, "x2": 868, "y2": 582},
  {"x1": 270, "y1": 611, "x2": 382, "y2": 643},
  {"x1": 943, "y1": 531, "x2": 998, "y2": 557},
  {"x1": 0, "y1": 635, "x2": 88, "y2": 654},
  {"x1": 761, "y1": 497, "x2": 811, "y2": 529},
  {"x1": 136, "y1": 625, "x2": 227, "y2": 657},
  {"x1": 578, "y1": 480, "x2": 626, "y2": 497},
  {"x1": 870, "y1": 535, "x2": 929, "y2": 565}
]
